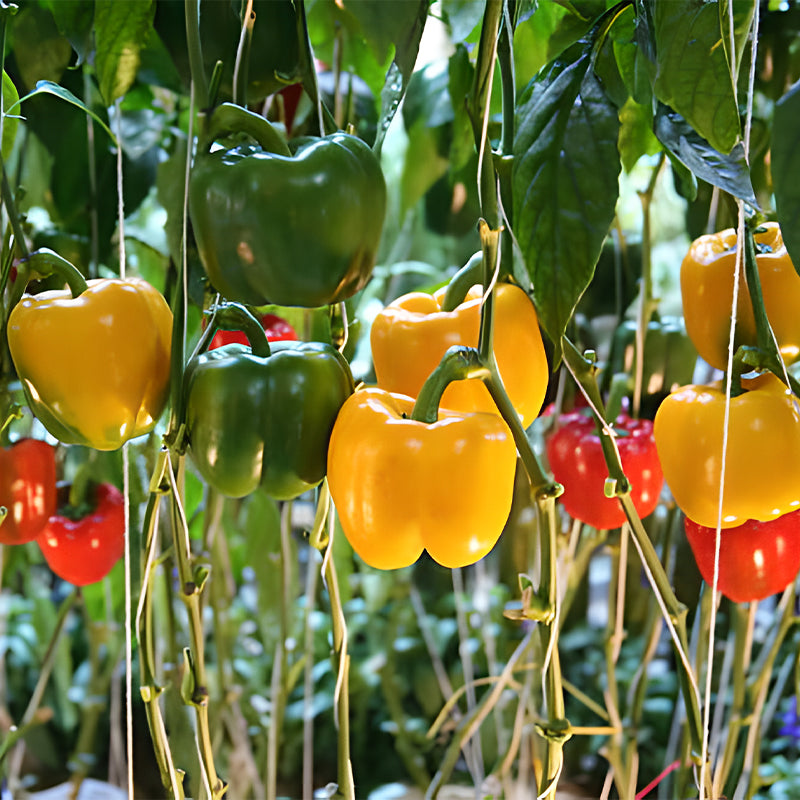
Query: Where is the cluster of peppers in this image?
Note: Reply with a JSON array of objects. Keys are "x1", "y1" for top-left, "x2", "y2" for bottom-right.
[{"x1": 653, "y1": 221, "x2": 800, "y2": 603}]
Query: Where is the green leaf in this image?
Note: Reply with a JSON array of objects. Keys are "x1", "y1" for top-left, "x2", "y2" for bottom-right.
[
  {"x1": 653, "y1": 105, "x2": 757, "y2": 207},
  {"x1": 650, "y1": 0, "x2": 740, "y2": 154},
  {"x1": 512, "y1": 44, "x2": 621, "y2": 352},
  {"x1": 10, "y1": 80, "x2": 117, "y2": 145},
  {"x1": 8, "y1": 3, "x2": 73, "y2": 92},
  {"x1": 1, "y1": 72, "x2": 19, "y2": 161},
  {"x1": 369, "y1": 0, "x2": 428, "y2": 156},
  {"x1": 719, "y1": 0, "x2": 754, "y2": 82},
  {"x1": 94, "y1": 0, "x2": 155, "y2": 105},
  {"x1": 513, "y1": 2, "x2": 594, "y2": 89},
  {"x1": 618, "y1": 96, "x2": 660, "y2": 172},
  {"x1": 773, "y1": 79, "x2": 800, "y2": 276},
  {"x1": 47, "y1": 0, "x2": 94, "y2": 66},
  {"x1": 441, "y1": 0, "x2": 484, "y2": 42}
]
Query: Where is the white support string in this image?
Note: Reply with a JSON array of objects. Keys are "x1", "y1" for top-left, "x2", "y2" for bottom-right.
[
  {"x1": 114, "y1": 95, "x2": 135, "y2": 800},
  {"x1": 700, "y1": 5, "x2": 760, "y2": 798}
]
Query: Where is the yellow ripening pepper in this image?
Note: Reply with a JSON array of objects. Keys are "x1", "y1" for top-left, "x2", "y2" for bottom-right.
[
  {"x1": 326, "y1": 387, "x2": 517, "y2": 570},
  {"x1": 370, "y1": 283, "x2": 548, "y2": 427},
  {"x1": 7, "y1": 277, "x2": 173, "y2": 450},
  {"x1": 680, "y1": 222, "x2": 800, "y2": 370},
  {"x1": 653, "y1": 373, "x2": 800, "y2": 529}
]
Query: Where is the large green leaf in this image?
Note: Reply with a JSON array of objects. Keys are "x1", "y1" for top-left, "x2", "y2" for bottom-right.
[
  {"x1": 47, "y1": 0, "x2": 94, "y2": 66},
  {"x1": 94, "y1": 0, "x2": 155, "y2": 105},
  {"x1": 653, "y1": 105, "x2": 757, "y2": 207},
  {"x1": 512, "y1": 44, "x2": 621, "y2": 352},
  {"x1": 773, "y1": 79, "x2": 800, "y2": 276},
  {"x1": 650, "y1": 0, "x2": 740, "y2": 155}
]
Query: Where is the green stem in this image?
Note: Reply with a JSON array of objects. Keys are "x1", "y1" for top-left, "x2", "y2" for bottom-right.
[
  {"x1": 440, "y1": 251, "x2": 482, "y2": 312},
  {"x1": 467, "y1": 0, "x2": 502, "y2": 229},
  {"x1": 562, "y1": 335, "x2": 705, "y2": 760},
  {"x1": 198, "y1": 102, "x2": 291, "y2": 157},
  {"x1": 206, "y1": 302, "x2": 272, "y2": 357},
  {"x1": 478, "y1": 220, "x2": 499, "y2": 363},
  {"x1": 137, "y1": 452, "x2": 186, "y2": 798},
  {"x1": 185, "y1": 0, "x2": 209, "y2": 110},
  {"x1": 13, "y1": 248, "x2": 89, "y2": 306},
  {"x1": 0, "y1": 153, "x2": 28, "y2": 262},
  {"x1": 633, "y1": 153, "x2": 664, "y2": 418}
]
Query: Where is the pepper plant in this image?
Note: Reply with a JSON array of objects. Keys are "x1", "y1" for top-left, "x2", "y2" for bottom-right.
[{"x1": 0, "y1": 1, "x2": 798, "y2": 799}]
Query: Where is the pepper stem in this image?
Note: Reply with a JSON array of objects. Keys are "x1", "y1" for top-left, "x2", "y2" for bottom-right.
[
  {"x1": 206, "y1": 302, "x2": 272, "y2": 358},
  {"x1": 410, "y1": 346, "x2": 488, "y2": 424},
  {"x1": 12, "y1": 248, "x2": 89, "y2": 307},
  {"x1": 198, "y1": 102, "x2": 292, "y2": 157}
]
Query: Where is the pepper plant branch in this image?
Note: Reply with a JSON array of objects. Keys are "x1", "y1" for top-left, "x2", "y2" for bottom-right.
[
  {"x1": 562, "y1": 336, "x2": 705, "y2": 758},
  {"x1": 232, "y1": 0, "x2": 254, "y2": 108},
  {"x1": 185, "y1": 0, "x2": 209, "y2": 110},
  {"x1": 164, "y1": 453, "x2": 227, "y2": 799}
]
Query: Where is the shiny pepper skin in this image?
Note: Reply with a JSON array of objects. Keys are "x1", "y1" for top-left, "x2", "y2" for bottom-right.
[
  {"x1": 189, "y1": 104, "x2": 386, "y2": 308},
  {"x1": 7, "y1": 278, "x2": 173, "y2": 451},
  {"x1": 0, "y1": 439, "x2": 57, "y2": 545},
  {"x1": 37, "y1": 483, "x2": 125, "y2": 586},
  {"x1": 684, "y1": 511, "x2": 800, "y2": 603},
  {"x1": 185, "y1": 341, "x2": 354, "y2": 500},
  {"x1": 370, "y1": 283, "x2": 549, "y2": 427},
  {"x1": 327, "y1": 387, "x2": 517, "y2": 570},
  {"x1": 654, "y1": 373, "x2": 800, "y2": 529},
  {"x1": 545, "y1": 410, "x2": 663, "y2": 530},
  {"x1": 680, "y1": 222, "x2": 800, "y2": 370}
]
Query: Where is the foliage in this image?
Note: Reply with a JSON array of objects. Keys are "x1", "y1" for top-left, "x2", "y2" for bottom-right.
[{"x1": 0, "y1": 1, "x2": 797, "y2": 799}]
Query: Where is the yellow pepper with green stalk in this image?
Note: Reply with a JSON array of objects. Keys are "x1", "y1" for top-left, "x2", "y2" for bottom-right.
[
  {"x1": 7, "y1": 250, "x2": 173, "y2": 451},
  {"x1": 370, "y1": 281, "x2": 548, "y2": 427},
  {"x1": 327, "y1": 386, "x2": 517, "y2": 570}
]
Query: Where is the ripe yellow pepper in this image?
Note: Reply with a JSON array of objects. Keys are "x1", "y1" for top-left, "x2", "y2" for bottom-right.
[
  {"x1": 653, "y1": 373, "x2": 800, "y2": 528},
  {"x1": 327, "y1": 387, "x2": 517, "y2": 570},
  {"x1": 370, "y1": 283, "x2": 548, "y2": 427},
  {"x1": 680, "y1": 222, "x2": 800, "y2": 370},
  {"x1": 7, "y1": 277, "x2": 173, "y2": 451}
]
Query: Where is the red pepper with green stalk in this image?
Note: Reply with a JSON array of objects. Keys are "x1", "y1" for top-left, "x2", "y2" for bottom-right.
[{"x1": 37, "y1": 482, "x2": 125, "y2": 586}]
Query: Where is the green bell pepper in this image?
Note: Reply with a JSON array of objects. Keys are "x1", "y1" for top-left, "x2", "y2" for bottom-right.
[
  {"x1": 189, "y1": 103, "x2": 387, "y2": 309},
  {"x1": 606, "y1": 315, "x2": 698, "y2": 415},
  {"x1": 184, "y1": 304, "x2": 354, "y2": 500}
]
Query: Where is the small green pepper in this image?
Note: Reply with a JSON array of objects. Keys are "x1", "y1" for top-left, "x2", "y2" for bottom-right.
[
  {"x1": 189, "y1": 103, "x2": 386, "y2": 309},
  {"x1": 184, "y1": 305, "x2": 354, "y2": 500}
]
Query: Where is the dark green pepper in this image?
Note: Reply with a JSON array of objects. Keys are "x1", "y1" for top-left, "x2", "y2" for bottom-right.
[
  {"x1": 189, "y1": 103, "x2": 386, "y2": 308},
  {"x1": 184, "y1": 304, "x2": 354, "y2": 499},
  {"x1": 606, "y1": 315, "x2": 698, "y2": 415}
]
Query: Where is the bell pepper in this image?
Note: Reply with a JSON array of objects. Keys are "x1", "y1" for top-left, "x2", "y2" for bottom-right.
[
  {"x1": 545, "y1": 409, "x2": 663, "y2": 530},
  {"x1": 184, "y1": 307, "x2": 354, "y2": 500},
  {"x1": 680, "y1": 221, "x2": 800, "y2": 370},
  {"x1": 369, "y1": 282, "x2": 548, "y2": 428},
  {"x1": 37, "y1": 482, "x2": 125, "y2": 586},
  {"x1": 6, "y1": 252, "x2": 173, "y2": 451},
  {"x1": 189, "y1": 103, "x2": 386, "y2": 308},
  {"x1": 684, "y1": 511, "x2": 800, "y2": 604},
  {"x1": 653, "y1": 373, "x2": 800, "y2": 529},
  {"x1": 326, "y1": 387, "x2": 517, "y2": 570},
  {"x1": 0, "y1": 439, "x2": 57, "y2": 545},
  {"x1": 607, "y1": 316, "x2": 698, "y2": 404}
]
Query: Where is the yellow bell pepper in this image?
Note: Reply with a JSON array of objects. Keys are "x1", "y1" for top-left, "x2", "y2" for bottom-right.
[
  {"x1": 370, "y1": 282, "x2": 548, "y2": 427},
  {"x1": 653, "y1": 373, "x2": 800, "y2": 528},
  {"x1": 327, "y1": 387, "x2": 517, "y2": 570},
  {"x1": 7, "y1": 276, "x2": 173, "y2": 451},
  {"x1": 680, "y1": 222, "x2": 800, "y2": 370}
]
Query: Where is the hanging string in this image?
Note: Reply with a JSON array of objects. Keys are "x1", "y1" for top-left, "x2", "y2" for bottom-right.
[
  {"x1": 114, "y1": 95, "x2": 135, "y2": 800},
  {"x1": 700, "y1": 5, "x2": 761, "y2": 798}
]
